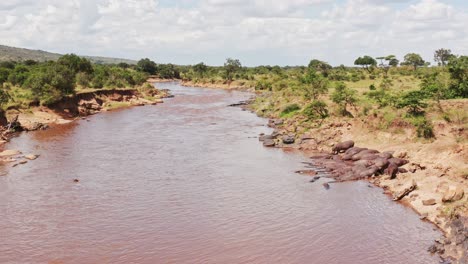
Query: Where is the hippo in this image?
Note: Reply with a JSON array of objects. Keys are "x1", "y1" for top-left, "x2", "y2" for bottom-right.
[
  {"x1": 359, "y1": 166, "x2": 380, "y2": 178},
  {"x1": 372, "y1": 158, "x2": 390, "y2": 171},
  {"x1": 388, "y1": 158, "x2": 409, "y2": 167},
  {"x1": 332, "y1": 140, "x2": 355, "y2": 154},
  {"x1": 386, "y1": 163, "x2": 399, "y2": 179}
]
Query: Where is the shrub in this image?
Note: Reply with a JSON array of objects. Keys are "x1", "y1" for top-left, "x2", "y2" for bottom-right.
[
  {"x1": 303, "y1": 100, "x2": 329, "y2": 121},
  {"x1": 331, "y1": 82, "x2": 358, "y2": 116},
  {"x1": 396, "y1": 90, "x2": 428, "y2": 115},
  {"x1": 280, "y1": 103, "x2": 300, "y2": 117}
]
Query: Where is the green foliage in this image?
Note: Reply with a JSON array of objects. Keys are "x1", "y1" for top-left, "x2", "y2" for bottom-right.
[
  {"x1": 301, "y1": 70, "x2": 329, "y2": 100},
  {"x1": 396, "y1": 90, "x2": 428, "y2": 115},
  {"x1": 0, "y1": 68, "x2": 10, "y2": 84},
  {"x1": 23, "y1": 62, "x2": 75, "y2": 104},
  {"x1": 0, "y1": 88, "x2": 9, "y2": 106},
  {"x1": 331, "y1": 82, "x2": 358, "y2": 116},
  {"x1": 308, "y1": 59, "x2": 332, "y2": 77},
  {"x1": 193, "y1": 62, "x2": 208, "y2": 78},
  {"x1": 447, "y1": 55, "x2": 468, "y2": 98},
  {"x1": 366, "y1": 88, "x2": 394, "y2": 108},
  {"x1": 434, "y1": 48, "x2": 453, "y2": 66},
  {"x1": 280, "y1": 103, "x2": 301, "y2": 117},
  {"x1": 369, "y1": 84, "x2": 376, "y2": 90},
  {"x1": 255, "y1": 80, "x2": 272, "y2": 91},
  {"x1": 354, "y1": 55, "x2": 377, "y2": 73},
  {"x1": 224, "y1": 58, "x2": 242, "y2": 81},
  {"x1": 303, "y1": 100, "x2": 329, "y2": 121},
  {"x1": 402, "y1": 53, "x2": 425, "y2": 70},
  {"x1": 408, "y1": 116, "x2": 435, "y2": 138},
  {"x1": 8, "y1": 65, "x2": 30, "y2": 86},
  {"x1": 137, "y1": 58, "x2": 157, "y2": 74},
  {"x1": 58, "y1": 54, "x2": 93, "y2": 75}
]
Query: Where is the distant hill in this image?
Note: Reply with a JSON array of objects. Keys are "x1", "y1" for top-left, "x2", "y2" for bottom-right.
[{"x1": 0, "y1": 44, "x2": 137, "y2": 65}]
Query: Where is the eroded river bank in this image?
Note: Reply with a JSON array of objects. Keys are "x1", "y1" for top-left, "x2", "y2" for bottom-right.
[{"x1": 0, "y1": 82, "x2": 441, "y2": 263}]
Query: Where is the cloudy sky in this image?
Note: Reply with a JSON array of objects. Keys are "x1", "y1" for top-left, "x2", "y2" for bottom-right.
[{"x1": 0, "y1": 0, "x2": 467, "y2": 66}]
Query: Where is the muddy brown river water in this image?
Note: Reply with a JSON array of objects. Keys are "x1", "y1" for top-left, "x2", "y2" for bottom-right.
[{"x1": 0, "y1": 82, "x2": 441, "y2": 263}]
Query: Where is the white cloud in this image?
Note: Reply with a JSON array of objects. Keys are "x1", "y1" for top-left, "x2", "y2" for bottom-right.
[{"x1": 0, "y1": 0, "x2": 466, "y2": 65}]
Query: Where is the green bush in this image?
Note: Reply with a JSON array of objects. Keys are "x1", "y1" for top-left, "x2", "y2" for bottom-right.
[
  {"x1": 303, "y1": 100, "x2": 329, "y2": 120},
  {"x1": 280, "y1": 103, "x2": 301, "y2": 117}
]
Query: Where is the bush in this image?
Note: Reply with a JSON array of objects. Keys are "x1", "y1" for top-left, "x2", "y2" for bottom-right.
[
  {"x1": 409, "y1": 117, "x2": 435, "y2": 138},
  {"x1": 396, "y1": 90, "x2": 428, "y2": 115},
  {"x1": 280, "y1": 103, "x2": 300, "y2": 117},
  {"x1": 303, "y1": 100, "x2": 329, "y2": 120}
]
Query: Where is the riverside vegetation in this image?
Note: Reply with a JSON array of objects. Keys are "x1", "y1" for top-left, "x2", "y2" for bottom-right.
[
  {"x1": 174, "y1": 50, "x2": 466, "y2": 263},
  {"x1": 0, "y1": 48, "x2": 467, "y2": 262}
]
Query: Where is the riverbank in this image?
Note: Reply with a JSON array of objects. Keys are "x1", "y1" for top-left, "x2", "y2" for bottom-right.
[
  {"x1": 0, "y1": 83, "x2": 170, "y2": 167},
  {"x1": 252, "y1": 102, "x2": 467, "y2": 263}
]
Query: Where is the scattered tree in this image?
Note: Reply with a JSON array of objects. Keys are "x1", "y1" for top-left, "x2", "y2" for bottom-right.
[
  {"x1": 331, "y1": 82, "x2": 358, "y2": 116},
  {"x1": 137, "y1": 58, "x2": 157, "y2": 74},
  {"x1": 354, "y1": 56, "x2": 377, "y2": 73},
  {"x1": 193, "y1": 62, "x2": 208, "y2": 78},
  {"x1": 434, "y1": 48, "x2": 453, "y2": 66},
  {"x1": 308, "y1": 59, "x2": 332, "y2": 77},
  {"x1": 224, "y1": 58, "x2": 242, "y2": 82},
  {"x1": 303, "y1": 100, "x2": 329, "y2": 122},
  {"x1": 301, "y1": 70, "x2": 329, "y2": 100},
  {"x1": 376, "y1": 55, "x2": 397, "y2": 77},
  {"x1": 402, "y1": 53, "x2": 425, "y2": 71}
]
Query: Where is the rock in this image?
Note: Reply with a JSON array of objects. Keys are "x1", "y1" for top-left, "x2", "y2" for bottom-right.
[
  {"x1": 259, "y1": 134, "x2": 273, "y2": 142},
  {"x1": 282, "y1": 135, "x2": 295, "y2": 144},
  {"x1": 422, "y1": 199, "x2": 437, "y2": 206},
  {"x1": 442, "y1": 187, "x2": 464, "y2": 203},
  {"x1": 263, "y1": 139, "x2": 275, "y2": 147},
  {"x1": 393, "y1": 180, "x2": 417, "y2": 201},
  {"x1": 295, "y1": 170, "x2": 317, "y2": 176},
  {"x1": 73, "y1": 179, "x2": 80, "y2": 183},
  {"x1": 323, "y1": 183, "x2": 330, "y2": 190},
  {"x1": 19, "y1": 160, "x2": 27, "y2": 165},
  {"x1": 0, "y1": 150, "x2": 21, "y2": 157},
  {"x1": 24, "y1": 154, "x2": 39, "y2": 160}
]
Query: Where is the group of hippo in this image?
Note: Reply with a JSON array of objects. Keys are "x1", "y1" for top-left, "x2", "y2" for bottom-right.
[{"x1": 307, "y1": 140, "x2": 409, "y2": 182}]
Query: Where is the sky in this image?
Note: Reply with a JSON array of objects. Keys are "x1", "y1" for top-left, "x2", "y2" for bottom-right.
[{"x1": 0, "y1": 0, "x2": 467, "y2": 66}]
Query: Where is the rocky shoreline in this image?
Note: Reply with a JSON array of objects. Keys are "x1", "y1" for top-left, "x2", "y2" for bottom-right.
[
  {"x1": 0, "y1": 84, "x2": 171, "y2": 169},
  {"x1": 257, "y1": 116, "x2": 467, "y2": 263}
]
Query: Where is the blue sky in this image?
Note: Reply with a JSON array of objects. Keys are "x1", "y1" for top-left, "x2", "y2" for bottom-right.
[{"x1": 0, "y1": 0, "x2": 467, "y2": 66}]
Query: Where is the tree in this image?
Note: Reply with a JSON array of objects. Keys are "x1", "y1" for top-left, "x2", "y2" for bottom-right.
[
  {"x1": 447, "y1": 55, "x2": 468, "y2": 98},
  {"x1": 58, "y1": 54, "x2": 93, "y2": 74},
  {"x1": 301, "y1": 70, "x2": 329, "y2": 100},
  {"x1": 303, "y1": 100, "x2": 329, "y2": 122},
  {"x1": 396, "y1": 90, "x2": 428, "y2": 115},
  {"x1": 193, "y1": 62, "x2": 208, "y2": 78},
  {"x1": 376, "y1": 55, "x2": 397, "y2": 77},
  {"x1": 308, "y1": 59, "x2": 332, "y2": 76},
  {"x1": 224, "y1": 58, "x2": 242, "y2": 82},
  {"x1": 354, "y1": 56, "x2": 377, "y2": 73},
  {"x1": 434, "y1": 48, "x2": 453, "y2": 66},
  {"x1": 137, "y1": 58, "x2": 157, "y2": 75},
  {"x1": 402, "y1": 53, "x2": 425, "y2": 71},
  {"x1": 331, "y1": 82, "x2": 358, "y2": 116}
]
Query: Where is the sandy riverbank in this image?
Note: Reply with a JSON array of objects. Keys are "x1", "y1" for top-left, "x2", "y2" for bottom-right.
[
  {"x1": 253, "y1": 101, "x2": 467, "y2": 263},
  {"x1": 0, "y1": 85, "x2": 170, "y2": 167}
]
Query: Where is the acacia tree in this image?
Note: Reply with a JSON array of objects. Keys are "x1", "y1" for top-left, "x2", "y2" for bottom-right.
[
  {"x1": 402, "y1": 53, "x2": 425, "y2": 71},
  {"x1": 301, "y1": 70, "x2": 329, "y2": 100},
  {"x1": 193, "y1": 62, "x2": 208, "y2": 78},
  {"x1": 224, "y1": 58, "x2": 241, "y2": 82},
  {"x1": 137, "y1": 58, "x2": 157, "y2": 74},
  {"x1": 308, "y1": 59, "x2": 332, "y2": 77},
  {"x1": 331, "y1": 82, "x2": 358, "y2": 116},
  {"x1": 376, "y1": 55, "x2": 397, "y2": 77},
  {"x1": 434, "y1": 48, "x2": 453, "y2": 66},
  {"x1": 354, "y1": 55, "x2": 377, "y2": 73}
]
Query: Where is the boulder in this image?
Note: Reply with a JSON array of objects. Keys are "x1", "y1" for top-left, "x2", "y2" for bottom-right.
[
  {"x1": 24, "y1": 154, "x2": 39, "y2": 160},
  {"x1": 0, "y1": 150, "x2": 21, "y2": 157},
  {"x1": 422, "y1": 199, "x2": 437, "y2": 206},
  {"x1": 282, "y1": 135, "x2": 295, "y2": 145},
  {"x1": 442, "y1": 187, "x2": 465, "y2": 203},
  {"x1": 263, "y1": 139, "x2": 275, "y2": 147},
  {"x1": 393, "y1": 180, "x2": 417, "y2": 201}
]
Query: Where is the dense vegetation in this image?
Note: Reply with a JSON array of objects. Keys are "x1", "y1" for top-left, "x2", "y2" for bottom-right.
[
  {"x1": 1, "y1": 48, "x2": 466, "y2": 140},
  {"x1": 174, "y1": 49, "x2": 467, "y2": 139}
]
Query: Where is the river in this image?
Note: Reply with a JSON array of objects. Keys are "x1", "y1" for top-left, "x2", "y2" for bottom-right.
[{"x1": 0, "y1": 82, "x2": 440, "y2": 263}]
